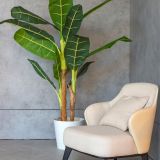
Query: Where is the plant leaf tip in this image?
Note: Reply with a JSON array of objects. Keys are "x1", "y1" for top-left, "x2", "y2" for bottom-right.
[{"x1": 121, "y1": 36, "x2": 132, "y2": 42}]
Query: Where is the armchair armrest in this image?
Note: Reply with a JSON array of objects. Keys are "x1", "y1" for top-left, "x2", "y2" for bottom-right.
[
  {"x1": 128, "y1": 106, "x2": 156, "y2": 154},
  {"x1": 84, "y1": 102, "x2": 112, "y2": 125}
]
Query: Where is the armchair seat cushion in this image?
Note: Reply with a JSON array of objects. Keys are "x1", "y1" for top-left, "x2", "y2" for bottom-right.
[{"x1": 63, "y1": 126, "x2": 138, "y2": 158}]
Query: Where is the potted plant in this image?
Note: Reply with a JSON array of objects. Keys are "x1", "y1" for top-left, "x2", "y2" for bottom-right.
[{"x1": 0, "y1": 0, "x2": 131, "y2": 150}]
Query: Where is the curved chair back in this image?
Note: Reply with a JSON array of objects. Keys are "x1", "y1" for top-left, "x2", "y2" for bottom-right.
[
  {"x1": 110, "y1": 83, "x2": 158, "y2": 108},
  {"x1": 120, "y1": 83, "x2": 158, "y2": 107}
]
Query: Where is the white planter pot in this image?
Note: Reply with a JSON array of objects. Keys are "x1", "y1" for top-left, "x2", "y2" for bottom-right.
[{"x1": 54, "y1": 118, "x2": 85, "y2": 150}]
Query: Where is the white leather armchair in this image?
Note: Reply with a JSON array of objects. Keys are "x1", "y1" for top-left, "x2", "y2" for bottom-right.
[{"x1": 63, "y1": 83, "x2": 158, "y2": 160}]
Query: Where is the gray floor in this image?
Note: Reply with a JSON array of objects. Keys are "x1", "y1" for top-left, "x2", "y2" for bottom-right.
[{"x1": 0, "y1": 140, "x2": 140, "y2": 160}]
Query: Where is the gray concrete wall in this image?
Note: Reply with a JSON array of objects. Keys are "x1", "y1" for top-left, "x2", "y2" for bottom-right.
[
  {"x1": 0, "y1": 0, "x2": 130, "y2": 139},
  {"x1": 130, "y1": 0, "x2": 160, "y2": 159}
]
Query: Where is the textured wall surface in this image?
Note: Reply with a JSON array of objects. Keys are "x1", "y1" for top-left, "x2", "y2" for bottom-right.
[
  {"x1": 0, "y1": 0, "x2": 130, "y2": 138},
  {"x1": 130, "y1": 0, "x2": 160, "y2": 159}
]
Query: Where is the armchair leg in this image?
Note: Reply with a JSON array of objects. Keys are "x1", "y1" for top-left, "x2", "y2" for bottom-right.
[
  {"x1": 141, "y1": 154, "x2": 148, "y2": 160},
  {"x1": 63, "y1": 147, "x2": 72, "y2": 160}
]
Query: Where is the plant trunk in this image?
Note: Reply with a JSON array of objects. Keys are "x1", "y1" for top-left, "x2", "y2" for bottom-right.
[
  {"x1": 69, "y1": 86, "x2": 76, "y2": 121},
  {"x1": 61, "y1": 70, "x2": 67, "y2": 121}
]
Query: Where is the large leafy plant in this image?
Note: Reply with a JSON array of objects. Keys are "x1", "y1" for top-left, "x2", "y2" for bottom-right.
[{"x1": 0, "y1": 0, "x2": 131, "y2": 121}]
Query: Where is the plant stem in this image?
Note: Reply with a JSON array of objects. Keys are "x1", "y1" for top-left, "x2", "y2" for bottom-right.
[
  {"x1": 72, "y1": 70, "x2": 77, "y2": 93},
  {"x1": 61, "y1": 70, "x2": 67, "y2": 121},
  {"x1": 58, "y1": 89, "x2": 62, "y2": 109},
  {"x1": 60, "y1": 37, "x2": 67, "y2": 121},
  {"x1": 70, "y1": 70, "x2": 77, "y2": 121},
  {"x1": 69, "y1": 85, "x2": 75, "y2": 121}
]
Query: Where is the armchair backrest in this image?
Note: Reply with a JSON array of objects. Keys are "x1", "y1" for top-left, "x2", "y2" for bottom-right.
[
  {"x1": 120, "y1": 83, "x2": 158, "y2": 107},
  {"x1": 110, "y1": 83, "x2": 158, "y2": 108}
]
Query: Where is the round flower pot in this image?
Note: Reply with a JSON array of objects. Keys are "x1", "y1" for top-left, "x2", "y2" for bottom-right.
[{"x1": 54, "y1": 118, "x2": 85, "y2": 150}]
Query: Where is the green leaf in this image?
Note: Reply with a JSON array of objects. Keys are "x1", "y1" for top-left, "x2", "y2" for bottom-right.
[
  {"x1": 28, "y1": 59, "x2": 56, "y2": 89},
  {"x1": 84, "y1": 0, "x2": 112, "y2": 18},
  {"x1": 77, "y1": 61, "x2": 94, "y2": 78},
  {"x1": 0, "y1": 19, "x2": 55, "y2": 42},
  {"x1": 88, "y1": 36, "x2": 131, "y2": 57},
  {"x1": 11, "y1": 6, "x2": 50, "y2": 24},
  {"x1": 14, "y1": 29, "x2": 58, "y2": 60},
  {"x1": 63, "y1": 5, "x2": 83, "y2": 42},
  {"x1": 53, "y1": 63, "x2": 61, "y2": 80},
  {"x1": 49, "y1": 0, "x2": 73, "y2": 32},
  {"x1": 53, "y1": 54, "x2": 61, "y2": 87},
  {"x1": 65, "y1": 36, "x2": 90, "y2": 70},
  {"x1": 0, "y1": 19, "x2": 60, "y2": 60}
]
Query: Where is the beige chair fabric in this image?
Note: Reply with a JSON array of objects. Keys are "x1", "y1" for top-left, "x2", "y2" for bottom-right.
[
  {"x1": 84, "y1": 102, "x2": 112, "y2": 125},
  {"x1": 99, "y1": 96, "x2": 148, "y2": 131},
  {"x1": 64, "y1": 83, "x2": 158, "y2": 157},
  {"x1": 64, "y1": 126, "x2": 137, "y2": 157}
]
